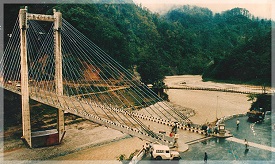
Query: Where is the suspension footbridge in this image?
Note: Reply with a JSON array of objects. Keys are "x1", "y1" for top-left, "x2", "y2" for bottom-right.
[{"x1": 1, "y1": 7, "x2": 204, "y2": 148}]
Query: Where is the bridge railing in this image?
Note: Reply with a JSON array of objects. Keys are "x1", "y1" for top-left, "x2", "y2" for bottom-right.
[{"x1": 27, "y1": 90, "x2": 175, "y2": 146}]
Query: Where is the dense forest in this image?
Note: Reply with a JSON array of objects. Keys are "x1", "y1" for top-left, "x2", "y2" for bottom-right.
[{"x1": 4, "y1": 2, "x2": 272, "y2": 86}]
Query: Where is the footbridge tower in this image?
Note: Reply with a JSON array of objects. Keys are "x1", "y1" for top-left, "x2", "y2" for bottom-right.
[{"x1": 19, "y1": 6, "x2": 64, "y2": 148}]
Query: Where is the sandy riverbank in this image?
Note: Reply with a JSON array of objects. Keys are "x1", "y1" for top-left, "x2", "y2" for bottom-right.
[
  {"x1": 52, "y1": 137, "x2": 146, "y2": 161},
  {"x1": 3, "y1": 121, "x2": 134, "y2": 160},
  {"x1": 166, "y1": 89, "x2": 251, "y2": 124},
  {"x1": 164, "y1": 75, "x2": 252, "y2": 124}
]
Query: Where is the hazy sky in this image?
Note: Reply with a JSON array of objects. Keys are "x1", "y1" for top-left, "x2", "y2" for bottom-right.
[{"x1": 133, "y1": 0, "x2": 273, "y2": 19}]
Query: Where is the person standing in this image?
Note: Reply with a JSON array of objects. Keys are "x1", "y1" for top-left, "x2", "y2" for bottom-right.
[
  {"x1": 214, "y1": 125, "x2": 219, "y2": 134},
  {"x1": 244, "y1": 139, "x2": 249, "y2": 150},
  {"x1": 236, "y1": 119, "x2": 240, "y2": 129},
  {"x1": 206, "y1": 126, "x2": 209, "y2": 136},
  {"x1": 149, "y1": 142, "x2": 153, "y2": 158},
  {"x1": 204, "y1": 152, "x2": 208, "y2": 163}
]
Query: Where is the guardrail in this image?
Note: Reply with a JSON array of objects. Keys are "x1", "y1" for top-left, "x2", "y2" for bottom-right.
[{"x1": 67, "y1": 100, "x2": 207, "y2": 139}]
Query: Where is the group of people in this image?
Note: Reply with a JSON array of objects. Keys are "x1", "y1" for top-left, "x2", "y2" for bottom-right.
[{"x1": 202, "y1": 124, "x2": 219, "y2": 136}]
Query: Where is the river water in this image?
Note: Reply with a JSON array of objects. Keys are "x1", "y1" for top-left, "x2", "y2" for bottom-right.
[{"x1": 179, "y1": 114, "x2": 275, "y2": 163}]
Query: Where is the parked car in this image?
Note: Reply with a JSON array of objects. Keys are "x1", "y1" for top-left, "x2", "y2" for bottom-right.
[{"x1": 150, "y1": 144, "x2": 180, "y2": 160}]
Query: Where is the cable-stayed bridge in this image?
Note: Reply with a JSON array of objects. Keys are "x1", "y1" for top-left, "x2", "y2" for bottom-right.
[{"x1": 1, "y1": 7, "x2": 194, "y2": 148}]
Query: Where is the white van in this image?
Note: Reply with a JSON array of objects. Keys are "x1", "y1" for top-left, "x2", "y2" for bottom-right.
[{"x1": 150, "y1": 144, "x2": 180, "y2": 160}]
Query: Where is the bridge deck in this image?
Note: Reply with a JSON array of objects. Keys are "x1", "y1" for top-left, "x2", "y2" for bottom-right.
[{"x1": 2, "y1": 83, "x2": 207, "y2": 148}]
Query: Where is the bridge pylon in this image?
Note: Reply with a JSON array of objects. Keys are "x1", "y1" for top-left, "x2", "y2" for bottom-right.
[{"x1": 19, "y1": 6, "x2": 65, "y2": 148}]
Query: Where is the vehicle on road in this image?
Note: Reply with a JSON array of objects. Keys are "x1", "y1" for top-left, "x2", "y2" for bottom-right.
[{"x1": 150, "y1": 144, "x2": 180, "y2": 160}]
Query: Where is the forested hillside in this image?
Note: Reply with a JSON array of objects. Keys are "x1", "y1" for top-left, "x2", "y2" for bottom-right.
[
  {"x1": 4, "y1": 2, "x2": 272, "y2": 86},
  {"x1": 163, "y1": 6, "x2": 271, "y2": 85}
]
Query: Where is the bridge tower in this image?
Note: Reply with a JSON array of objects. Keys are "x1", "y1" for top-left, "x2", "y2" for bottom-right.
[{"x1": 19, "y1": 6, "x2": 65, "y2": 148}]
